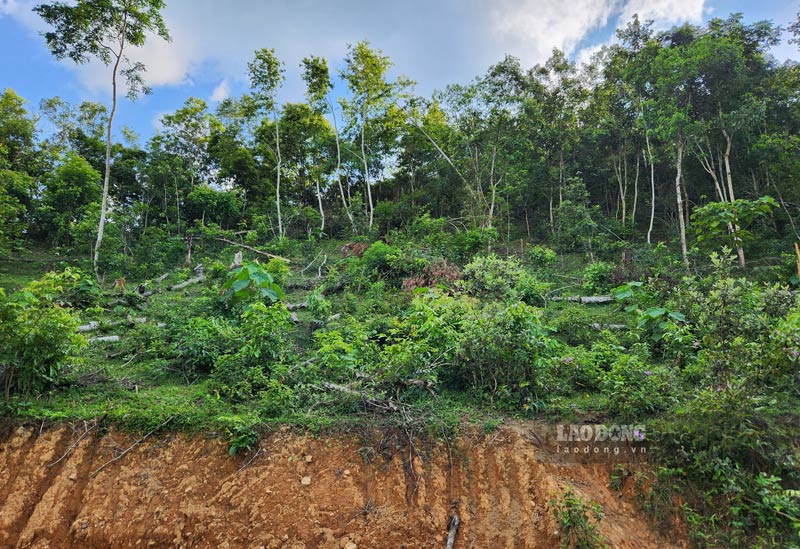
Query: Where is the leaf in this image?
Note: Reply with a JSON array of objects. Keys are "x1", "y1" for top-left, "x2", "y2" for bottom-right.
[{"x1": 668, "y1": 311, "x2": 686, "y2": 322}]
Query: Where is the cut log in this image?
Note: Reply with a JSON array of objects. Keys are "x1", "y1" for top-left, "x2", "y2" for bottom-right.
[
  {"x1": 319, "y1": 381, "x2": 399, "y2": 412},
  {"x1": 214, "y1": 237, "x2": 290, "y2": 263},
  {"x1": 446, "y1": 514, "x2": 460, "y2": 549},
  {"x1": 167, "y1": 274, "x2": 205, "y2": 291},
  {"x1": 78, "y1": 321, "x2": 100, "y2": 333},
  {"x1": 550, "y1": 295, "x2": 613, "y2": 304},
  {"x1": 89, "y1": 335, "x2": 120, "y2": 343},
  {"x1": 590, "y1": 323, "x2": 628, "y2": 330}
]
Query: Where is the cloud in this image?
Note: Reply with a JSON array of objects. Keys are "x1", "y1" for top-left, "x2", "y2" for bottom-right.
[
  {"x1": 210, "y1": 79, "x2": 230, "y2": 102},
  {"x1": 489, "y1": 0, "x2": 620, "y2": 66},
  {"x1": 6, "y1": 0, "x2": 712, "y2": 102},
  {"x1": 620, "y1": 0, "x2": 706, "y2": 28}
]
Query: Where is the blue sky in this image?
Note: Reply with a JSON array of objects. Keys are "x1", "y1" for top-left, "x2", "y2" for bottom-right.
[{"x1": 1, "y1": 0, "x2": 797, "y2": 144}]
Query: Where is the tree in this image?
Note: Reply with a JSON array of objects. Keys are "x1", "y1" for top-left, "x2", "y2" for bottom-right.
[
  {"x1": 302, "y1": 55, "x2": 354, "y2": 231},
  {"x1": 35, "y1": 0, "x2": 170, "y2": 277},
  {"x1": 340, "y1": 41, "x2": 411, "y2": 231},
  {"x1": 247, "y1": 48, "x2": 285, "y2": 239},
  {"x1": 39, "y1": 153, "x2": 101, "y2": 246}
]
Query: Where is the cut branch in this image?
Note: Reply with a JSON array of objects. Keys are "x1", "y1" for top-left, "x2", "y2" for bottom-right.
[{"x1": 214, "y1": 237, "x2": 290, "y2": 262}]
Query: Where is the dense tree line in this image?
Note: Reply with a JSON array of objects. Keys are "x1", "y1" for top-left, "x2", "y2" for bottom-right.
[{"x1": 2, "y1": 12, "x2": 800, "y2": 276}]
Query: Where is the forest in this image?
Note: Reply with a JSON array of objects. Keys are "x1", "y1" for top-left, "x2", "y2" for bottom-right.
[{"x1": 1, "y1": 1, "x2": 800, "y2": 546}]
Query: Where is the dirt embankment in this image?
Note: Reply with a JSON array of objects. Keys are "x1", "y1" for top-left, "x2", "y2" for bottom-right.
[{"x1": 0, "y1": 421, "x2": 686, "y2": 548}]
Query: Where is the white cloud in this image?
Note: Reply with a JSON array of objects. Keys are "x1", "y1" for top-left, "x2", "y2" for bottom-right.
[
  {"x1": 621, "y1": 0, "x2": 706, "y2": 28},
  {"x1": 210, "y1": 79, "x2": 230, "y2": 102},
  {"x1": 489, "y1": 0, "x2": 620, "y2": 66},
  {"x1": 2, "y1": 0, "x2": 717, "y2": 103}
]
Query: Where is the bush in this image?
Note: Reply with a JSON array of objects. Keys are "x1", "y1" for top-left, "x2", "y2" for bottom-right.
[
  {"x1": 582, "y1": 261, "x2": 616, "y2": 294},
  {"x1": 460, "y1": 254, "x2": 550, "y2": 304},
  {"x1": 211, "y1": 303, "x2": 292, "y2": 400},
  {"x1": 527, "y1": 244, "x2": 557, "y2": 267},
  {"x1": 451, "y1": 300, "x2": 558, "y2": 406},
  {"x1": 362, "y1": 241, "x2": 399, "y2": 277},
  {"x1": 600, "y1": 353, "x2": 674, "y2": 419},
  {"x1": 548, "y1": 488, "x2": 607, "y2": 549},
  {"x1": 220, "y1": 261, "x2": 284, "y2": 308},
  {"x1": 0, "y1": 271, "x2": 85, "y2": 400},
  {"x1": 171, "y1": 316, "x2": 241, "y2": 380}
]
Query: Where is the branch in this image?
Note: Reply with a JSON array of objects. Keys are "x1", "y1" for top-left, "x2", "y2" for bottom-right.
[
  {"x1": 90, "y1": 416, "x2": 173, "y2": 477},
  {"x1": 214, "y1": 237, "x2": 290, "y2": 262}
]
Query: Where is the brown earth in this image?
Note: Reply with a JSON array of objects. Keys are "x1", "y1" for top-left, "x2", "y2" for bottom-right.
[{"x1": 0, "y1": 420, "x2": 687, "y2": 548}]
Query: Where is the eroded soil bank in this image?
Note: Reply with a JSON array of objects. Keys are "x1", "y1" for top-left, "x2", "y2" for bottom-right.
[{"x1": 0, "y1": 421, "x2": 686, "y2": 548}]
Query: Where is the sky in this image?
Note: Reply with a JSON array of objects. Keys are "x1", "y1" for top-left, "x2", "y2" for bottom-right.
[{"x1": 1, "y1": 0, "x2": 798, "y2": 143}]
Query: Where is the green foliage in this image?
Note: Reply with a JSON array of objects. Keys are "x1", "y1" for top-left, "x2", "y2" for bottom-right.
[
  {"x1": 361, "y1": 241, "x2": 398, "y2": 277},
  {"x1": 0, "y1": 270, "x2": 85, "y2": 400},
  {"x1": 526, "y1": 244, "x2": 557, "y2": 267},
  {"x1": 600, "y1": 354, "x2": 674, "y2": 419},
  {"x1": 220, "y1": 261, "x2": 284, "y2": 308},
  {"x1": 548, "y1": 488, "x2": 608, "y2": 549},
  {"x1": 171, "y1": 316, "x2": 241, "y2": 380},
  {"x1": 654, "y1": 384, "x2": 800, "y2": 545},
  {"x1": 460, "y1": 254, "x2": 547, "y2": 303},
  {"x1": 582, "y1": 261, "x2": 615, "y2": 293},
  {"x1": 211, "y1": 302, "x2": 291, "y2": 401},
  {"x1": 692, "y1": 196, "x2": 778, "y2": 249}
]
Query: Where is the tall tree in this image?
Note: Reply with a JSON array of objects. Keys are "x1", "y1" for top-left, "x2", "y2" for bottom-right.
[
  {"x1": 247, "y1": 48, "x2": 286, "y2": 239},
  {"x1": 302, "y1": 55, "x2": 354, "y2": 232},
  {"x1": 34, "y1": 0, "x2": 170, "y2": 277},
  {"x1": 340, "y1": 41, "x2": 411, "y2": 231}
]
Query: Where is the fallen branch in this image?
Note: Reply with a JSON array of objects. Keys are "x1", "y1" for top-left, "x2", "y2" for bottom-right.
[
  {"x1": 446, "y1": 514, "x2": 460, "y2": 549},
  {"x1": 319, "y1": 381, "x2": 399, "y2": 413},
  {"x1": 88, "y1": 335, "x2": 120, "y2": 343},
  {"x1": 90, "y1": 416, "x2": 173, "y2": 477},
  {"x1": 590, "y1": 323, "x2": 628, "y2": 330},
  {"x1": 550, "y1": 295, "x2": 614, "y2": 304},
  {"x1": 77, "y1": 321, "x2": 100, "y2": 333},
  {"x1": 167, "y1": 275, "x2": 205, "y2": 291},
  {"x1": 48, "y1": 421, "x2": 98, "y2": 468},
  {"x1": 214, "y1": 237, "x2": 290, "y2": 263},
  {"x1": 77, "y1": 317, "x2": 147, "y2": 333}
]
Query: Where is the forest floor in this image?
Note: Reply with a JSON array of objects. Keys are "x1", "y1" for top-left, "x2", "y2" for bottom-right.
[{"x1": 0, "y1": 418, "x2": 686, "y2": 548}]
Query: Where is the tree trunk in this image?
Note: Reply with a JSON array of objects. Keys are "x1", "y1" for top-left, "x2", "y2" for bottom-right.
[
  {"x1": 631, "y1": 153, "x2": 640, "y2": 227},
  {"x1": 316, "y1": 178, "x2": 325, "y2": 237},
  {"x1": 328, "y1": 96, "x2": 354, "y2": 231},
  {"x1": 675, "y1": 144, "x2": 689, "y2": 269},
  {"x1": 275, "y1": 115, "x2": 283, "y2": 239},
  {"x1": 361, "y1": 120, "x2": 374, "y2": 230},
  {"x1": 722, "y1": 129, "x2": 745, "y2": 268},
  {"x1": 94, "y1": 48, "x2": 123, "y2": 280}
]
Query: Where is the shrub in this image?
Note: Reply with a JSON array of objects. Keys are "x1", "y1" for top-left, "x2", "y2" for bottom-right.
[
  {"x1": 220, "y1": 261, "x2": 284, "y2": 308},
  {"x1": 600, "y1": 354, "x2": 674, "y2": 419},
  {"x1": 582, "y1": 261, "x2": 616, "y2": 294},
  {"x1": 453, "y1": 301, "x2": 558, "y2": 406},
  {"x1": 548, "y1": 488, "x2": 607, "y2": 549},
  {"x1": 362, "y1": 241, "x2": 398, "y2": 276},
  {"x1": 0, "y1": 271, "x2": 85, "y2": 400},
  {"x1": 527, "y1": 244, "x2": 557, "y2": 267},
  {"x1": 460, "y1": 254, "x2": 524, "y2": 301},
  {"x1": 211, "y1": 303, "x2": 291, "y2": 401},
  {"x1": 171, "y1": 316, "x2": 241, "y2": 380}
]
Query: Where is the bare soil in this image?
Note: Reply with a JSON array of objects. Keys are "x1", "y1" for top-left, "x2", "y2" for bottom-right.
[{"x1": 0, "y1": 420, "x2": 687, "y2": 548}]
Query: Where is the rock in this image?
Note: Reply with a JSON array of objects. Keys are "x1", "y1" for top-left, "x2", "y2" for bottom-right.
[
  {"x1": 301, "y1": 476, "x2": 312, "y2": 486},
  {"x1": 343, "y1": 543, "x2": 357, "y2": 549},
  {"x1": 343, "y1": 469, "x2": 350, "y2": 476},
  {"x1": 304, "y1": 454, "x2": 313, "y2": 463}
]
